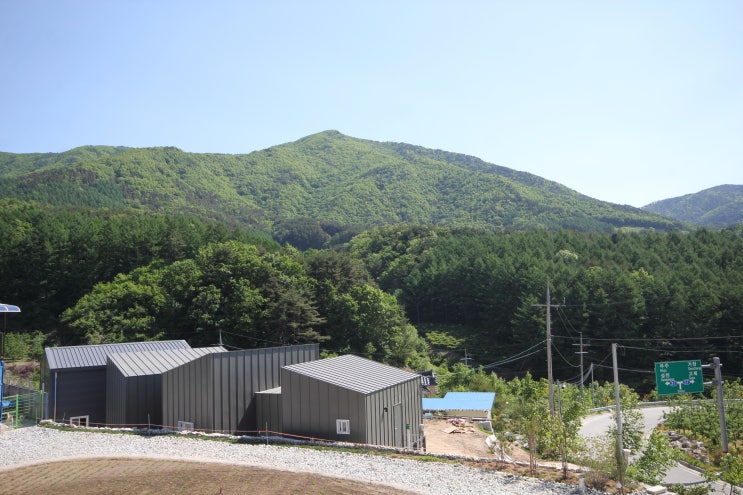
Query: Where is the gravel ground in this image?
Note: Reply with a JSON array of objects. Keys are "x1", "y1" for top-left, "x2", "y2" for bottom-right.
[{"x1": 0, "y1": 426, "x2": 595, "y2": 495}]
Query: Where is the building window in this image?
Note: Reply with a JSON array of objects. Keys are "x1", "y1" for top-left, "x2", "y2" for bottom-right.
[
  {"x1": 69, "y1": 415, "x2": 89, "y2": 427},
  {"x1": 336, "y1": 419, "x2": 350, "y2": 435}
]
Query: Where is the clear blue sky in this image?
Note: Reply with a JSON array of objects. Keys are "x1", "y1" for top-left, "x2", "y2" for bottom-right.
[{"x1": 2, "y1": 1, "x2": 741, "y2": 207}]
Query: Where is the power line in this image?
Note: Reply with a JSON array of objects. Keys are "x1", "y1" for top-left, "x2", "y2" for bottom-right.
[
  {"x1": 594, "y1": 363, "x2": 654, "y2": 374},
  {"x1": 481, "y1": 346, "x2": 546, "y2": 369},
  {"x1": 551, "y1": 341, "x2": 581, "y2": 368},
  {"x1": 438, "y1": 341, "x2": 547, "y2": 376},
  {"x1": 553, "y1": 334, "x2": 743, "y2": 342}
]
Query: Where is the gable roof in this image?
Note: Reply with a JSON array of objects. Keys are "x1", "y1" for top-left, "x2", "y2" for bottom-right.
[
  {"x1": 107, "y1": 347, "x2": 226, "y2": 377},
  {"x1": 44, "y1": 340, "x2": 192, "y2": 371},
  {"x1": 283, "y1": 354, "x2": 419, "y2": 394},
  {"x1": 422, "y1": 392, "x2": 496, "y2": 412}
]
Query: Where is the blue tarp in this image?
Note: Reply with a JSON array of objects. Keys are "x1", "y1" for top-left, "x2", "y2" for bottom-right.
[{"x1": 422, "y1": 391, "x2": 496, "y2": 412}]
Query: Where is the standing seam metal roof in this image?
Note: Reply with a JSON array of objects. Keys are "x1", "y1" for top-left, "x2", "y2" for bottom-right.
[
  {"x1": 283, "y1": 354, "x2": 419, "y2": 394},
  {"x1": 44, "y1": 340, "x2": 192, "y2": 370},
  {"x1": 107, "y1": 347, "x2": 226, "y2": 377}
]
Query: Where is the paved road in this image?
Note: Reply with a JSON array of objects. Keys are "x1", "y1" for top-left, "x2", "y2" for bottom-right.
[
  {"x1": 579, "y1": 405, "x2": 667, "y2": 440},
  {"x1": 580, "y1": 406, "x2": 729, "y2": 495}
]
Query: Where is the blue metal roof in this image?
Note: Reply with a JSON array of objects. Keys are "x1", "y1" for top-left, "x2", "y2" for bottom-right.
[{"x1": 422, "y1": 392, "x2": 496, "y2": 412}]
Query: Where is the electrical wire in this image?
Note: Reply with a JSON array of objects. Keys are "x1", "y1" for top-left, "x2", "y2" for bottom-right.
[
  {"x1": 553, "y1": 334, "x2": 743, "y2": 342},
  {"x1": 479, "y1": 341, "x2": 547, "y2": 369},
  {"x1": 551, "y1": 340, "x2": 581, "y2": 368},
  {"x1": 437, "y1": 341, "x2": 547, "y2": 376}
]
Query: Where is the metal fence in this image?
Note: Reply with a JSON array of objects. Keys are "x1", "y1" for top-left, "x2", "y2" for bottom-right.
[{"x1": 2, "y1": 384, "x2": 46, "y2": 428}]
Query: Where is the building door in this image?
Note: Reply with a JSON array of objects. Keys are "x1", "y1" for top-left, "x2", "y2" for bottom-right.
[{"x1": 393, "y1": 403, "x2": 403, "y2": 447}]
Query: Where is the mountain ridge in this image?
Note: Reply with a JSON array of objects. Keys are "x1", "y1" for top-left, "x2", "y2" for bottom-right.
[
  {"x1": 0, "y1": 130, "x2": 684, "y2": 232},
  {"x1": 642, "y1": 184, "x2": 743, "y2": 226}
]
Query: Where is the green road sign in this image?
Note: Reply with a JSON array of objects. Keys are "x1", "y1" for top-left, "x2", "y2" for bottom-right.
[{"x1": 655, "y1": 360, "x2": 704, "y2": 396}]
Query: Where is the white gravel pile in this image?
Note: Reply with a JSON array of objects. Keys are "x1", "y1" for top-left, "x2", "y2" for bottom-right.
[{"x1": 0, "y1": 426, "x2": 596, "y2": 495}]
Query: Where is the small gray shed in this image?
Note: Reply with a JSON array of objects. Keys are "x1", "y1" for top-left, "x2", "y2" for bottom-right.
[
  {"x1": 43, "y1": 340, "x2": 192, "y2": 424},
  {"x1": 105, "y1": 346, "x2": 225, "y2": 427},
  {"x1": 280, "y1": 355, "x2": 423, "y2": 448}
]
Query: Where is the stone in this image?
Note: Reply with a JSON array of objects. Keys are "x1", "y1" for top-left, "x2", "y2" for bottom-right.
[{"x1": 646, "y1": 485, "x2": 667, "y2": 494}]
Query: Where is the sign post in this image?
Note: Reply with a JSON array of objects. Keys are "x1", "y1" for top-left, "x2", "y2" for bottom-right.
[{"x1": 654, "y1": 360, "x2": 703, "y2": 396}]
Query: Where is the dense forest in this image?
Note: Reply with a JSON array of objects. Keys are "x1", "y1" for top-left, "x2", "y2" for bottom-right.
[
  {"x1": 0, "y1": 131, "x2": 684, "y2": 233},
  {"x1": 2, "y1": 199, "x2": 742, "y2": 389}
]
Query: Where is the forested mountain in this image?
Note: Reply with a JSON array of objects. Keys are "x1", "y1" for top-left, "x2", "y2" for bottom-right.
[
  {"x1": 643, "y1": 184, "x2": 743, "y2": 226},
  {"x1": 0, "y1": 131, "x2": 682, "y2": 233}
]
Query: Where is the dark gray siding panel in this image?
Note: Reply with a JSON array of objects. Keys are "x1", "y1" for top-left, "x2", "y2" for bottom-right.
[
  {"x1": 255, "y1": 390, "x2": 281, "y2": 433},
  {"x1": 127, "y1": 375, "x2": 163, "y2": 427},
  {"x1": 42, "y1": 340, "x2": 194, "y2": 422},
  {"x1": 281, "y1": 358, "x2": 422, "y2": 448},
  {"x1": 162, "y1": 344, "x2": 318, "y2": 434},
  {"x1": 106, "y1": 361, "x2": 164, "y2": 427},
  {"x1": 161, "y1": 352, "x2": 214, "y2": 430},
  {"x1": 51, "y1": 369, "x2": 107, "y2": 424},
  {"x1": 106, "y1": 362, "x2": 126, "y2": 425},
  {"x1": 281, "y1": 367, "x2": 367, "y2": 444}
]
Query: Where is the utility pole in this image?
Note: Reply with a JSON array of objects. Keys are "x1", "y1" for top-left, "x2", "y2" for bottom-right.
[
  {"x1": 533, "y1": 279, "x2": 560, "y2": 416},
  {"x1": 573, "y1": 332, "x2": 588, "y2": 402},
  {"x1": 589, "y1": 362, "x2": 596, "y2": 409},
  {"x1": 556, "y1": 380, "x2": 568, "y2": 479},
  {"x1": 461, "y1": 348, "x2": 472, "y2": 368},
  {"x1": 612, "y1": 343, "x2": 625, "y2": 493},
  {"x1": 712, "y1": 357, "x2": 729, "y2": 454},
  {"x1": 701, "y1": 357, "x2": 729, "y2": 454}
]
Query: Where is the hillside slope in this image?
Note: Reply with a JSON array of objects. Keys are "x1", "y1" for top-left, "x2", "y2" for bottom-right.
[
  {"x1": 643, "y1": 184, "x2": 743, "y2": 226},
  {"x1": 0, "y1": 131, "x2": 682, "y2": 232}
]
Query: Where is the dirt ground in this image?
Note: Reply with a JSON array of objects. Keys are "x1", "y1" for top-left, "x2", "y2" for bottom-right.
[
  {"x1": 0, "y1": 458, "x2": 418, "y2": 495},
  {"x1": 422, "y1": 418, "x2": 530, "y2": 462},
  {"x1": 421, "y1": 418, "x2": 583, "y2": 485}
]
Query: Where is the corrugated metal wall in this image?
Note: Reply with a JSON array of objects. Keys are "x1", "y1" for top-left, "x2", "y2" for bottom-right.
[
  {"x1": 106, "y1": 364, "x2": 127, "y2": 426},
  {"x1": 363, "y1": 378, "x2": 422, "y2": 448},
  {"x1": 161, "y1": 350, "x2": 214, "y2": 430},
  {"x1": 49, "y1": 369, "x2": 108, "y2": 424},
  {"x1": 281, "y1": 368, "x2": 422, "y2": 447},
  {"x1": 255, "y1": 388, "x2": 282, "y2": 434},
  {"x1": 161, "y1": 344, "x2": 318, "y2": 434},
  {"x1": 281, "y1": 367, "x2": 365, "y2": 442},
  {"x1": 106, "y1": 365, "x2": 164, "y2": 427},
  {"x1": 42, "y1": 340, "x2": 192, "y2": 424}
]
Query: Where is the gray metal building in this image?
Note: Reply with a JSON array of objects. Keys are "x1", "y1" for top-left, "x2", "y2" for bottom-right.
[
  {"x1": 161, "y1": 343, "x2": 319, "y2": 433},
  {"x1": 43, "y1": 340, "x2": 192, "y2": 424},
  {"x1": 105, "y1": 346, "x2": 225, "y2": 427},
  {"x1": 280, "y1": 354, "x2": 423, "y2": 448}
]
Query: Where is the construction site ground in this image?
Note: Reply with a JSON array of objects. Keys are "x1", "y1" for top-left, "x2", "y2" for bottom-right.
[{"x1": 422, "y1": 418, "x2": 583, "y2": 484}]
